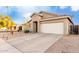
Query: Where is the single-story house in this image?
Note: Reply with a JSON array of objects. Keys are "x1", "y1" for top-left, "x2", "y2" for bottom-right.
[{"x1": 29, "y1": 11, "x2": 73, "y2": 35}]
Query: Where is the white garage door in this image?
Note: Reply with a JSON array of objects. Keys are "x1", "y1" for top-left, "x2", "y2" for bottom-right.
[{"x1": 40, "y1": 23, "x2": 64, "y2": 34}]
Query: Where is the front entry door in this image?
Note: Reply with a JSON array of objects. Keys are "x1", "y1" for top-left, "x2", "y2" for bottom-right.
[{"x1": 33, "y1": 21, "x2": 38, "y2": 32}]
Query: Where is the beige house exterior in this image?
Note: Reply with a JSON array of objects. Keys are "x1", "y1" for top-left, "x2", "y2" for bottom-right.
[{"x1": 30, "y1": 11, "x2": 73, "y2": 35}]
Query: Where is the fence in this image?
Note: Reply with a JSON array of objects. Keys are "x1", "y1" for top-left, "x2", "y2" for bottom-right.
[
  {"x1": 0, "y1": 31, "x2": 25, "y2": 40},
  {"x1": 70, "y1": 25, "x2": 79, "y2": 35}
]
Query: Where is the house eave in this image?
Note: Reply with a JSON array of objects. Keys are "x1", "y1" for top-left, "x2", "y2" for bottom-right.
[{"x1": 39, "y1": 16, "x2": 73, "y2": 24}]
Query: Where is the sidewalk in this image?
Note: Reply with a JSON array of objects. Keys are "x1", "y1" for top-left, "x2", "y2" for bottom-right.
[{"x1": 0, "y1": 38, "x2": 21, "y2": 53}]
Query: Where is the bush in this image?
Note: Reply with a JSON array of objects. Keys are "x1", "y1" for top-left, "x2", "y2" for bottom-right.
[{"x1": 24, "y1": 30, "x2": 30, "y2": 33}]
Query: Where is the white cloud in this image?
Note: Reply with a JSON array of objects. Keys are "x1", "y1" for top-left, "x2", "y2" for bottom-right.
[
  {"x1": 24, "y1": 13, "x2": 32, "y2": 23},
  {"x1": 59, "y1": 6, "x2": 79, "y2": 11},
  {"x1": 59, "y1": 6, "x2": 67, "y2": 9},
  {"x1": 15, "y1": 6, "x2": 51, "y2": 23},
  {"x1": 17, "y1": 6, "x2": 51, "y2": 13},
  {"x1": 24, "y1": 13, "x2": 32, "y2": 19},
  {"x1": 71, "y1": 6, "x2": 79, "y2": 11}
]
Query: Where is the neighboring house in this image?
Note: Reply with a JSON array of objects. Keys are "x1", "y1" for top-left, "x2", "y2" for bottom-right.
[
  {"x1": 16, "y1": 24, "x2": 22, "y2": 31},
  {"x1": 29, "y1": 11, "x2": 73, "y2": 35},
  {"x1": 22, "y1": 22, "x2": 31, "y2": 31}
]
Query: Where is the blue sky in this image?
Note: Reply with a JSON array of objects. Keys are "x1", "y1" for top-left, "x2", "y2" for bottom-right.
[{"x1": 0, "y1": 6, "x2": 79, "y2": 25}]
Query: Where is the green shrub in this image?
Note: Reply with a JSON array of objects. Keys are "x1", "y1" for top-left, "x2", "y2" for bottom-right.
[{"x1": 24, "y1": 30, "x2": 29, "y2": 33}]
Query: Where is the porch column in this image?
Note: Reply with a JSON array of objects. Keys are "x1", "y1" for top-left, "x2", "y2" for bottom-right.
[
  {"x1": 31, "y1": 21, "x2": 34, "y2": 32},
  {"x1": 38, "y1": 21, "x2": 40, "y2": 32}
]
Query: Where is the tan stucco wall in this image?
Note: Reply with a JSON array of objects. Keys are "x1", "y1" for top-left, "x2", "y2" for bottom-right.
[
  {"x1": 40, "y1": 19, "x2": 64, "y2": 24},
  {"x1": 64, "y1": 18, "x2": 73, "y2": 34},
  {"x1": 32, "y1": 15, "x2": 41, "y2": 21},
  {"x1": 31, "y1": 18, "x2": 72, "y2": 34}
]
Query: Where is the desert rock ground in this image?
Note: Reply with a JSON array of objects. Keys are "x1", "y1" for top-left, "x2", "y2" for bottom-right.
[{"x1": 45, "y1": 35, "x2": 79, "y2": 53}]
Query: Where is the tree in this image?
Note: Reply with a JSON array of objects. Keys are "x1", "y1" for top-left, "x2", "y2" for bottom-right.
[
  {"x1": 0, "y1": 22, "x2": 4, "y2": 27},
  {"x1": 0, "y1": 16, "x2": 16, "y2": 30}
]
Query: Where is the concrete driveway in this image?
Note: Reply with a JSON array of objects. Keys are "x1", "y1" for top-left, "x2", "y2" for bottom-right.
[{"x1": 2, "y1": 33, "x2": 62, "y2": 53}]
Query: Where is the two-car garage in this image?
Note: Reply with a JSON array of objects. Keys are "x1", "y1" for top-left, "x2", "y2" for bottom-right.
[{"x1": 40, "y1": 23, "x2": 64, "y2": 34}]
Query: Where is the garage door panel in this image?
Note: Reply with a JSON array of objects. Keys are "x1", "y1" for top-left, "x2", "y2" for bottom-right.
[{"x1": 40, "y1": 23, "x2": 64, "y2": 34}]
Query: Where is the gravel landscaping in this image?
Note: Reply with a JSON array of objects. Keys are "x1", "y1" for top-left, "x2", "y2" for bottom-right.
[{"x1": 45, "y1": 35, "x2": 79, "y2": 53}]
